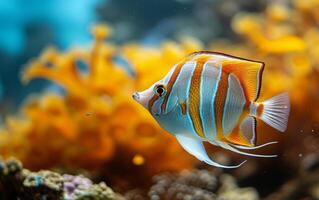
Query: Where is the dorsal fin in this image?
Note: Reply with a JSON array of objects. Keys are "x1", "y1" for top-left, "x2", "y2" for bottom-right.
[{"x1": 187, "y1": 51, "x2": 264, "y2": 102}]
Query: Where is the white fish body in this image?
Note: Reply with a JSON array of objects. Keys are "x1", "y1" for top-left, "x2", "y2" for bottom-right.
[{"x1": 133, "y1": 51, "x2": 290, "y2": 168}]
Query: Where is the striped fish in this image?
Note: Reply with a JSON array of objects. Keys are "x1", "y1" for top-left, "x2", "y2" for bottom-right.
[{"x1": 132, "y1": 51, "x2": 290, "y2": 168}]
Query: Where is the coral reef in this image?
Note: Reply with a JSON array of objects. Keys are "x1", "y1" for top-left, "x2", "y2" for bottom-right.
[
  {"x1": 148, "y1": 170, "x2": 219, "y2": 200},
  {"x1": 211, "y1": 0, "x2": 319, "y2": 170},
  {"x1": 125, "y1": 169, "x2": 259, "y2": 200},
  {"x1": 63, "y1": 174, "x2": 93, "y2": 199},
  {"x1": 22, "y1": 170, "x2": 64, "y2": 199},
  {"x1": 0, "y1": 25, "x2": 197, "y2": 191},
  {"x1": 0, "y1": 157, "x2": 121, "y2": 200},
  {"x1": 64, "y1": 174, "x2": 120, "y2": 200},
  {"x1": 1, "y1": 157, "x2": 319, "y2": 200},
  {"x1": 126, "y1": 154, "x2": 319, "y2": 200},
  {"x1": 0, "y1": 0, "x2": 319, "y2": 198}
]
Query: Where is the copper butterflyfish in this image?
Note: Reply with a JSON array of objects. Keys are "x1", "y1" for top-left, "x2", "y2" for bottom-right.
[{"x1": 132, "y1": 51, "x2": 290, "y2": 168}]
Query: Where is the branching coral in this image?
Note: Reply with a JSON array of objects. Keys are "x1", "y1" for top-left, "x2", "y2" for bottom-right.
[
  {"x1": 1, "y1": 0, "x2": 319, "y2": 196},
  {"x1": 0, "y1": 25, "x2": 198, "y2": 191},
  {"x1": 208, "y1": 0, "x2": 319, "y2": 167}
]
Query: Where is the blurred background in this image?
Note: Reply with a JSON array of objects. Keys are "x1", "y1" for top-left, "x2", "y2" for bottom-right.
[
  {"x1": 0, "y1": 0, "x2": 319, "y2": 199},
  {"x1": 0, "y1": 0, "x2": 266, "y2": 112}
]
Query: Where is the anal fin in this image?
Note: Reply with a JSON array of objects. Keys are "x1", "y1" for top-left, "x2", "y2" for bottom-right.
[
  {"x1": 226, "y1": 116, "x2": 257, "y2": 147},
  {"x1": 175, "y1": 134, "x2": 246, "y2": 168}
]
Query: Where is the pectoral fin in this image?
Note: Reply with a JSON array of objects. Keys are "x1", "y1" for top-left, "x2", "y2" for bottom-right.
[{"x1": 175, "y1": 134, "x2": 246, "y2": 168}]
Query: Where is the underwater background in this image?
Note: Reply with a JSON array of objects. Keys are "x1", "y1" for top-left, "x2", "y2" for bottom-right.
[{"x1": 0, "y1": 0, "x2": 319, "y2": 199}]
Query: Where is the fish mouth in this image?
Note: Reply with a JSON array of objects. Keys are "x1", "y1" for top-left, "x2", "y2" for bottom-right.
[
  {"x1": 132, "y1": 91, "x2": 178, "y2": 116},
  {"x1": 132, "y1": 92, "x2": 148, "y2": 108},
  {"x1": 132, "y1": 92, "x2": 140, "y2": 101}
]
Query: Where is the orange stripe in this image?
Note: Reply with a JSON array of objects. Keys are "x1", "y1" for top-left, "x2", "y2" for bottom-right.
[
  {"x1": 214, "y1": 71, "x2": 228, "y2": 141},
  {"x1": 215, "y1": 71, "x2": 251, "y2": 146},
  {"x1": 227, "y1": 109, "x2": 252, "y2": 146},
  {"x1": 227, "y1": 125, "x2": 252, "y2": 146},
  {"x1": 161, "y1": 63, "x2": 184, "y2": 113},
  {"x1": 180, "y1": 101, "x2": 187, "y2": 115},
  {"x1": 148, "y1": 94, "x2": 159, "y2": 112},
  {"x1": 222, "y1": 61, "x2": 263, "y2": 103},
  {"x1": 189, "y1": 61, "x2": 205, "y2": 138},
  {"x1": 227, "y1": 125, "x2": 251, "y2": 146},
  {"x1": 257, "y1": 103, "x2": 264, "y2": 117}
]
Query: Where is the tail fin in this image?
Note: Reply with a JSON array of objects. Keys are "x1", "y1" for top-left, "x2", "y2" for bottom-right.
[{"x1": 253, "y1": 92, "x2": 290, "y2": 132}]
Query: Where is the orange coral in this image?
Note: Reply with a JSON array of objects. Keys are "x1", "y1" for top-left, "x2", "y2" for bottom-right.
[
  {"x1": 212, "y1": 0, "x2": 319, "y2": 167},
  {"x1": 1, "y1": 0, "x2": 319, "y2": 191},
  {"x1": 0, "y1": 25, "x2": 198, "y2": 191}
]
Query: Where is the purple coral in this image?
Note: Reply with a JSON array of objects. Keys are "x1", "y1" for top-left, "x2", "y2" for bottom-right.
[
  {"x1": 0, "y1": 158, "x2": 119, "y2": 200},
  {"x1": 63, "y1": 174, "x2": 93, "y2": 199}
]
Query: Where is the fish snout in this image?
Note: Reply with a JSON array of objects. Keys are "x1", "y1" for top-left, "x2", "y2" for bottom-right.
[
  {"x1": 132, "y1": 91, "x2": 150, "y2": 109},
  {"x1": 132, "y1": 92, "x2": 140, "y2": 101}
]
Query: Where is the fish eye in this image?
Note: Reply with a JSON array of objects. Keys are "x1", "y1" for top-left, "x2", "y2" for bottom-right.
[{"x1": 154, "y1": 84, "x2": 166, "y2": 97}]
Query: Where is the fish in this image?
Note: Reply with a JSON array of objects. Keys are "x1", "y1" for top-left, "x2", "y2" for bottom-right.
[{"x1": 132, "y1": 51, "x2": 290, "y2": 168}]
